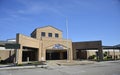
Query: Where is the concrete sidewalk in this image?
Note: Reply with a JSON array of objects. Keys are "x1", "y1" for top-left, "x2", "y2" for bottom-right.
[
  {"x1": 0, "y1": 60, "x2": 95, "y2": 70},
  {"x1": 47, "y1": 60, "x2": 95, "y2": 66}
]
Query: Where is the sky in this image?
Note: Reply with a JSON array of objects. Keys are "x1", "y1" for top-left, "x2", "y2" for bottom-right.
[{"x1": 0, "y1": 0, "x2": 120, "y2": 46}]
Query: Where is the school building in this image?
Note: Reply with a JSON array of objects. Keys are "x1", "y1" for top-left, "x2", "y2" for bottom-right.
[{"x1": 0, "y1": 26, "x2": 120, "y2": 64}]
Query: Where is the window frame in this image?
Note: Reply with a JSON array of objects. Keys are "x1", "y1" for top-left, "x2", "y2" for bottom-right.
[
  {"x1": 48, "y1": 33, "x2": 52, "y2": 37},
  {"x1": 41, "y1": 32, "x2": 46, "y2": 37},
  {"x1": 55, "y1": 33, "x2": 59, "y2": 38}
]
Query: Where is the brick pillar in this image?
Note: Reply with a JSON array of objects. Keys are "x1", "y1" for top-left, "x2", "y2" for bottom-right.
[
  {"x1": 17, "y1": 45, "x2": 22, "y2": 64},
  {"x1": 38, "y1": 41, "x2": 42, "y2": 61},
  {"x1": 16, "y1": 33, "x2": 22, "y2": 64},
  {"x1": 38, "y1": 48, "x2": 41, "y2": 61},
  {"x1": 87, "y1": 51, "x2": 90, "y2": 59},
  {"x1": 41, "y1": 48, "x2": 46, "y2": 61},
  {"x1": 73, "y1": 48, "x2": 76, "y2": 60},
  {"x1": 68, "y1": 48, "x2": 73, "y2": 61}
]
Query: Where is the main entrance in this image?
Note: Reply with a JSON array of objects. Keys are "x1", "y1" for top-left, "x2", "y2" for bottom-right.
[
  {"x1": 46, "y1": 50, "x2": 67, "y2": 60},
  {"x1": 22, "y1": 47, "x2": 38, "y2": 62}
]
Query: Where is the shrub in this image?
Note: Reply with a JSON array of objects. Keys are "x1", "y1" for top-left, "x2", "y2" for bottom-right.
[
  {"x1": 17, "y1": 64, "x2": 23, "y2": 66},
  {"x1": 104, "y1": 52, "x2": 108, "y2": 57},
  {"x1": 88, "y1": 55, "x2": 96, "y2": 60},
  {"x1": 107, "y1": 55, "x2": 112, "y2": 60},
  {"x1": 0, "y1": 60, "x2": 7, "y2": 64}
]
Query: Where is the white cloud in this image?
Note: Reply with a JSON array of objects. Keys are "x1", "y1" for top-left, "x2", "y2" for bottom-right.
[
  {"x1": 0, "y1": 0, "x2": 52, "y2": 21},
  {"x1": 16, "y1": 0, "x2": 58, "y2": 14},
  {"x1": 15, "y1": 0, "x2": 71, "y2": 17},
  {"x1": 2, "y1": 0, "x2": 88, "y2": 20}
]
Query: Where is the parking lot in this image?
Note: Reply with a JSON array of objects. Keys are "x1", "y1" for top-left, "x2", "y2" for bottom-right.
[{"x1": 0, "y1": 60, "x2": 120, "y2": 75}]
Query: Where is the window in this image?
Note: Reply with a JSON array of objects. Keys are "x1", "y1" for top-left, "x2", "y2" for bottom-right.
[
  {"x1": 41, "y1": 32, "x2": 45, "y2": 37},
  {"x1": 55, "y1": 33, "x2": 59, "y2": 38},
  {"x1": 48, "y1": 33, "x2": 52, "y2": 37}
]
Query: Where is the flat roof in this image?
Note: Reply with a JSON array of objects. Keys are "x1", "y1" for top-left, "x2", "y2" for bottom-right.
[{"x1": 102, "y1": 46, "x2": 120, "y2": 49}]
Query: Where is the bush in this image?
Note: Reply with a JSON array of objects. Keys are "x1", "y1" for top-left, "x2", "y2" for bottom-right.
[
  {"x1": 106, "y1": 55, "x2": 112, "y2": 60},
  {"x1": 0, "y1": 60, "x2": 7, "y2": 64},
  {"x1": 104, "y1": 52, "x2": 108, "y2": 57},
  {"x1": 17, "y1": 64, "x2": 23, "y2": 66},
  {"x1": 88, "y1": 55, "x2": 96, "y2": 60}
]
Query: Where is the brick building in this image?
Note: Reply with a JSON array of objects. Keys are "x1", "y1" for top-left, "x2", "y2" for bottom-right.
[
  {"x1": 0, "y1": 26, "x2": 120, "y2": 64},
  {"x1": 16, "y1": 26, "x2": 73, "y2": 64}
]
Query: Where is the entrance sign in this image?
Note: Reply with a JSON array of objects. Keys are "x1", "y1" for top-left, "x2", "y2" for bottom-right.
[{"x1": 52, "y1": 44, "x2": 64, "y2": 49}]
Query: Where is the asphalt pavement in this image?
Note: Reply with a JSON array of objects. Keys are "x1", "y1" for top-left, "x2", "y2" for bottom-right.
[{"x1": 0, "y1": 60, "x2": 120, "y2": 75}]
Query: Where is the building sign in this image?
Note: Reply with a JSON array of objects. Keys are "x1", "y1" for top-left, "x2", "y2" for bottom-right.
[
  {"x1": 5, "y1": 44, "x2": 20, "y2": 49},
  {"x1": 52, "y1": 44, "x2": 64, "y2": 49}
]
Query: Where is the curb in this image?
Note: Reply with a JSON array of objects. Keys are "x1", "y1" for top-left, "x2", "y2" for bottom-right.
[
  {"x1": 56, "y1": 61, "x2": 95, "y2": 66},
  {"x1": 0, "y1": 65, "x2": 48, "y2": 70}
]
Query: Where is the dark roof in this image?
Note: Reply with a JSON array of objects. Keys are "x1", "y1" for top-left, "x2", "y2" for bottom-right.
[
  {"x1": 114, "y1": 44, "x2": 120, "y2": 47},
  {"x1": 102, "y1": 46, "x2": 113, "y2": 49},
  {"x1": 73, "y1": 40, "x2": 102, "y2": 43},
  {"x1": 0, "y1": 41, "x2": 16, "y2": 46},
  {"x1": 102, "y1": 45, "x2": 120, "y2": 49}
]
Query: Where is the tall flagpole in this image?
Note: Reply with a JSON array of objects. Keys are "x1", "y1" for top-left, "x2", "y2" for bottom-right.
[{"x1": 66, "y1": 17, "x2": 69, "y2": 61}]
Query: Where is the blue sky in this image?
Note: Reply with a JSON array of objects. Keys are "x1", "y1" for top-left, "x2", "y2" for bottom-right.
[{"x1": 0, "y1": 0, "x2": 120, "y2": 46}]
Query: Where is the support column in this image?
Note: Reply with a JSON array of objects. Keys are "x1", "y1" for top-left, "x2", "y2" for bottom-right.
[
  {"x1": 38, "y1": 48, "x2": 41, "y2": 61},
  {"x1": 73, "y1": 48, "x2": 76, "y2": 60},
  {"x1": 87, "y1": 51, "x2": 89, "y2": 59},
  {"x1": 17, "y1": 45, "x2": 22, "y2": 64},
  {"x1": 68, "y1": 48, "x2": 73, "y2": 61},
  {"x1": 113, "y1": 49, "x2": 116, "y2": 60},
  {"x1": 16, "y1": 33, "x2": 22, "y2": 64},
  {"x1": 98, "y1": 48, "x2": 103, "y2": 61},
  {"x1": 41, "y1": 48, "x2": 46, "y2": 61},
  {"x1": 38, "y1": 41, "x2": 42, "y2": 61}
]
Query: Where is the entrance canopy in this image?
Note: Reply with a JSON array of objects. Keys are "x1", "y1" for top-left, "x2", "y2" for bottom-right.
[
  {"x1": 46, "y1": 44, "x2": 68, "y2": 60},
  {"x1": 72, "y1": 41, "x2": 103, "y2": 61}
]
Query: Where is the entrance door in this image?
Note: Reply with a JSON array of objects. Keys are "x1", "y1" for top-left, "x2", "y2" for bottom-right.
[
  {"x1": 77, "y1": 50, "x2": 87, "y2": 60},
  {"x1": 46, "y1": 50, "x2": 67, "y2": 60},
  {"x1": 22, "y1": 47, "x2": 38, "y2": 61},
  {"x1": 46, "y1": 52, "x2": 60, "y2": 60}
]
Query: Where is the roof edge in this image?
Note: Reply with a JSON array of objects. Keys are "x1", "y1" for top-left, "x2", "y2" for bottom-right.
[
  {"x1": 73, "y1": 40, "x2": 102, "y2": 43},
  {"x1": 36, "y1": 25, "x2": 62, "y2": 32}
]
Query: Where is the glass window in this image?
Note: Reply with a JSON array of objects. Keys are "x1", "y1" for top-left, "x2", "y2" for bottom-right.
[
  {"x1": 48, "y1": 33, "x2": 52, "y2": 37},
  {"x1": 55, "y1": 33, "x2": 59, "y2": 38},
  {"x1": 41, "y1": 32, "x2": 45, "y2": 37}
]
